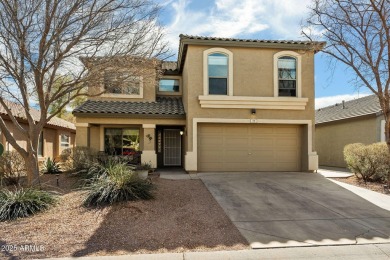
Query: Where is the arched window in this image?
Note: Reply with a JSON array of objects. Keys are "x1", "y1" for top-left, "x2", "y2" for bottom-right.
[
  {"x1": 208, "y1": 53, "x2": 228, "y2": 95},
  {"x1": 203, "y1": 48, "x2": 233, "y2": 96},
  {"x1": 278, "y1": 56, "x2": 297, "y2": 96}
]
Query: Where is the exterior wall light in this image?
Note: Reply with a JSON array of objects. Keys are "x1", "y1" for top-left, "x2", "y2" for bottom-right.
[{"x1": 251, "y1": 109, "x2": 256, "y2": 115}]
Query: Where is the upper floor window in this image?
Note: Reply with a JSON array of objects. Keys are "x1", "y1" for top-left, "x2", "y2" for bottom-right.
[
  {"x1": 274, "y1": 51, "x2": 301, "y2": 98},
  {"x1": 104, "y1": 71, "x2": 142, "y2": 95},
  {"x1": 159, "y1": 79, "x2": 180, "y2": 92},
  {"x1": 278, "y1": 56, "x2": 297, "y2": 97},
  {"x1": 203, "y1": 48, "x2": 233, "y2": 96},
  {"x1": 61, "y1": 134, "x2": 70, "y2": 148},
  {"x1": 208, "y1": 53, "x2": 228, "y2": 95}
]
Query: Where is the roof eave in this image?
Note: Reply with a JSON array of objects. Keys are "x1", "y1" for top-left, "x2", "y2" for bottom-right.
[
  {"x1": 177, "y1": 38, "x2": 326, "y2": 71},
  {"x1": 73, "y1": 112, "x2": 186, "y2": 119}
]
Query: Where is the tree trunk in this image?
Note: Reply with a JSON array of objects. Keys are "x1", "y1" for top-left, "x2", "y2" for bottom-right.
[{"x1": 25, "y1": 152, "x2": 40, "y2": 187}]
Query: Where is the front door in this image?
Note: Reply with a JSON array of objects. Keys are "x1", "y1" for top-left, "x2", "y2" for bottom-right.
[{"x1": 163, "y1": 129, "x2": 181, "y2": 166}]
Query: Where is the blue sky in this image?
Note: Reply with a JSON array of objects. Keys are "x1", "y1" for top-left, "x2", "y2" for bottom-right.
[{"x1": 157, "y1": 0, "x2": 371, "y2": 108}]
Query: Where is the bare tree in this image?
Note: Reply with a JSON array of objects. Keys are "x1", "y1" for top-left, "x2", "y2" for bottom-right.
[
  {"x1": 0, "y1": 0, "x2": 170, "y2": 186},
  {"x1": 303, "y1": 0, "x2": 389, "y2": 145}
]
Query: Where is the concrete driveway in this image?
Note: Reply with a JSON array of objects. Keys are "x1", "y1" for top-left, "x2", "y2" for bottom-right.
[{"x1": 198, "y1": 172, "x2": 390, "y2": 248}]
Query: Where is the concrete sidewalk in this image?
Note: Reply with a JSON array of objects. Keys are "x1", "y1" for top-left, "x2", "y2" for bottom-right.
[{"x1": 50, "y1": 244, "x2": 390, "y2": 260}]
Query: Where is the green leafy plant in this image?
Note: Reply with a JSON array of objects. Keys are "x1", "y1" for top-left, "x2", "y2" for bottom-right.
[
  {"x1": 0, "y1": 188, "x2": 57, "y2": 221},
  {"x1": 136, "y1": 162, "x2": 152, "y2": 171},
  {"x1": 83, "y1": 162, "x2": 154, "y2": 207},
  {"x1": 0, "y1": 151, "x2": 26, "y2": 186},
  {"x1": 41, "y1": 157, "x2": 61, "y2": 174}
]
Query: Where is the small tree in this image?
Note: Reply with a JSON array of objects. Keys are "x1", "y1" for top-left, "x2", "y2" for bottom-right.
[
  {"x1": 0, "y1": 0, "x2": 170, "y2": 186},
  {"x1": 304, "y1": 0, "x2": 390, "y2": 146}
]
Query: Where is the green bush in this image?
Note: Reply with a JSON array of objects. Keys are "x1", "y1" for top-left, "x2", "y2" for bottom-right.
[
  {"x1": 41, "y1": 157, "x2": 61, "y2": 174},
  {"x1": 0, "y1": 151, "x2": 26, "y2": 186},
  {"x1": 60, "y1": 146, "x2": 96, "y2": 171},
  {"x1": 83, "y1": 162, "x2": 154, "y2": 207},
  {"x1": 344, "y1": 142, "x2": 390, "y2": 183},
  {"x1": 0, "y1": 188, "x2": 57, "y2": 221}
]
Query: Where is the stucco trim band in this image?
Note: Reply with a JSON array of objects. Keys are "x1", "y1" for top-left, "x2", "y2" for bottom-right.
[
  {"x1": 198, "y1": 95, "x2": 308, "y2": 110},
  {"x1": 185, "y1": 118, "x2": 317, "y2": 172}
]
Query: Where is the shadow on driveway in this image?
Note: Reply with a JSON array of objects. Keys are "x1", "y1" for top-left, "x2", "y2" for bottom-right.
[{"x1": 199, "y1": 172, "x2": 390, "y2": 248}]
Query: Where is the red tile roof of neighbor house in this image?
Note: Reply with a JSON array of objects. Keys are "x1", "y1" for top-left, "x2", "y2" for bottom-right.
[
  {"x1": 316, "y1": 94, "x2": 382, "y2": 124},
  {"x1": 0, "y1": 100, "x2": 76, "y2": 130}
]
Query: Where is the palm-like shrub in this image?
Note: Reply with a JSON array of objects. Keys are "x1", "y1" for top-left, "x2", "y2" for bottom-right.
[
  {"x1": 0, "y1": 188, "x2": 57, "y2": 221},
  {"x1": 41, "y1": 157, "x2": 61, "y2": 174},
  {"x1": 83, "y1": 162, "x2": 154, "y2": 207}
]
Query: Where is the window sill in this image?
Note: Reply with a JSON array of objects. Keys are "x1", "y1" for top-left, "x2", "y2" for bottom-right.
[
  {"x1": 198, "y1": 95, "x2": 308, "y2": 110},
  {"x1": 101, "y1": 93, "x2": 143, "y2": 99}
]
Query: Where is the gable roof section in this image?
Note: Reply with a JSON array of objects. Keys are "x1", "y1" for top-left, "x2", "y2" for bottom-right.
[
  {"x1": 177, "y1": 34, "x2": 326, "y2": 72},
  {"x1": 0, "y1": 100, "x2": 76, "y2": 131},
  {"x1": 73, "y1": 97, "x2": 185, "y2": 118},
  {"x1": 316, "y1": 94, "x2": 381, "y2": 124}
]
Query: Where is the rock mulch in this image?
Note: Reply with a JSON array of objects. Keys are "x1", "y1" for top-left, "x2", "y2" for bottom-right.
[
  {"x1": 0, "y1": 174, "x2": 248, "y2": 259},
  {"x1": 332, "y1": 175, "x2": 389, "y2": 195}
]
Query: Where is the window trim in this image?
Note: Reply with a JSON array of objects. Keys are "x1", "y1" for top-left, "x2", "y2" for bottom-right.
[
  {"x1": 157, "y1": 76, "x2": 182, "y2": 96},
  {"x1": 203, "y1": 48, "x2": 233, "y2": 96},
  {"x1": 103, "y1": 71, "x2": 144, "y2": 99},
  {"x1": 274, "y1": 51, "x2": 302, "y2": 98},
  {"x1": 60, "y1": 134, "x2": 70, "y2": 148}
]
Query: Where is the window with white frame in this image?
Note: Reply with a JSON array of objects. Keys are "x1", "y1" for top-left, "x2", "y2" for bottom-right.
[
  {"x1": 159, "y1": 79, "x2": 180, "y2": 92},
  {"x1": 104, "y1": 71, "x2": 142, "y2": 95},
  {"x1": 60, "y1": 134, "x2": 70, "y2": 148},
  {"x1": 274, "y1": 51, "x2": 301, "y2": 98},
  {"x1": 208, "y1": 53, "x2": 229, "y2": 95},
  {"x1": 278, "y1": 56, "x2": 297, "y2": 97},
  {"x1": 203, "y1": 48, "x2": 233, "y2": 96}
]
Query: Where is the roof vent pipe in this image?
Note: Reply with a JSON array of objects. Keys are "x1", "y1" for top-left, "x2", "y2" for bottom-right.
[{"x1": 342, "y1": 100, "x2": 345, "y2": 109}]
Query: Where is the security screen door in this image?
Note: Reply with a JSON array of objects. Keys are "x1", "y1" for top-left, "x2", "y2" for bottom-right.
[{"x1": 164, "y1": 129, "x2": 181, "y2": 166}]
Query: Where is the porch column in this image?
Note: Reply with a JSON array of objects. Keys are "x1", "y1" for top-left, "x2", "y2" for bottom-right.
[
  {"x1": 75, "y1": 123, "x2": 89, "y2": 147},
  {"x1": 141, "y1": 124, "x2": 157, "y2": 168}
]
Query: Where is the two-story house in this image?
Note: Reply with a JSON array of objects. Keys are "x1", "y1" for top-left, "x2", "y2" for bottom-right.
[{"x1": 73, "y1": 35, "x2": 325, "y2": 173}]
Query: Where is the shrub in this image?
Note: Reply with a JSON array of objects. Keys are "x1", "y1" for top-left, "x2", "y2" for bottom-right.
[
  {"x1": 41, "y1": 157, "x2": 61, "y2": 174},
  {"x1": 83, "y1": 162, "x2": 154, "y2": 207},
  {"x1": 344, "y1": 142, "x2": 390, "y2": 183},
  {"x1": 60, "y1": 146, "x2": 96, "y2": 171},
  {"x1": 0, "y1": 188, "x2": 57, "y2": 221},
  {"x1": 0, "y1": 151, "x2": 26, "y2": 186}
]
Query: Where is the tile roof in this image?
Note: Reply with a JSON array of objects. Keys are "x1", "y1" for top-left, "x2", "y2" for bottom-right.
[
  {"x1": 162, "y1": 61, "x2": 178, "y2": 71},
  {"x1": 0, "y1": 100, "x2": 76, "y2": 130},
  {"x1": 179, "y1": 34, "x2": 326, "y2": 47},
  {"x1": 73, "y1": 97, "x2": 185, "y2": 117},
  {"x1": 316, "y1": 94, "x2": 381, "y2": 124}
]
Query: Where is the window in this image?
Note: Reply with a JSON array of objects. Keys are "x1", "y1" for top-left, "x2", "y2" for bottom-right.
[
  {"x1": 104, "y1": 71, "x2": 142, "y2": 95},
  {"x1": 104, "y1": 128, "x2": 140, "y2": 156},
  {"x1": 278, "y1": 56, "x2": 297, "y2": 96},
  {"x1": 61, "y1": 134, "x2": 70, "y2": 148},
  {"x1": 38, "y1": 132, "x2": 44, "y2": 156},
  {"x1": 208, "y1": 53, "x2": 228, "y2": 95},
  {"x1": 159, "y1": 79, "x2": 180, "y2": 92}
]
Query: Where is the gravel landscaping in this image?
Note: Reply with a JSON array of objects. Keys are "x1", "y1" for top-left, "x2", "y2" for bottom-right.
[
  {"x1": 331, "y1": 175, "x2": 389, "y2": 195},
  {"x1": 0, "y1": 174, "x2": 248, "y2": 259}
]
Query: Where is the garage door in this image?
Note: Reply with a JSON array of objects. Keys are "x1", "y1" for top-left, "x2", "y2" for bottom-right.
[{"x1": 198, "y1": 124, "x2": 302, "y2": 171}]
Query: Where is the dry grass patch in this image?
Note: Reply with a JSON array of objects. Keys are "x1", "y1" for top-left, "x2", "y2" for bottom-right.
[{"x1": 0, "y1": 174, "x2": 248, "y2": 259}]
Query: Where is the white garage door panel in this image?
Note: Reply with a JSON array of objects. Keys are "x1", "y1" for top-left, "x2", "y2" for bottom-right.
[{"x1": 198, "y1": 124, "x2": 302, "y2": 172}]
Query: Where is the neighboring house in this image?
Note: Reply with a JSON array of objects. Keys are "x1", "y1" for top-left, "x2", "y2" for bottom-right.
[
  {"x1": 316, "y1": 94, "x2": 383, "y2": 168},
  {"x1": 0, "y1": 100, "x2": 76, "y2": 161},
  {"x1": 73, "y1": 35, "x2": 325, "y2": 172}
]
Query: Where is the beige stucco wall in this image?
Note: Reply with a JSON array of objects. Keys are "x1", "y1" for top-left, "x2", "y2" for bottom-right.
[
  {"x1": 315, "y1": 116, "x2": 378, "y2": 167},
  {"x1": 87, "y1": 59, "x2": 159, "y2": 102},
  {"x1": 1, "y1": 120, "x2": 75, "y2": 160},
  {"x1": 182, "y1": 45, "x2": 316, "y2": 168}
]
